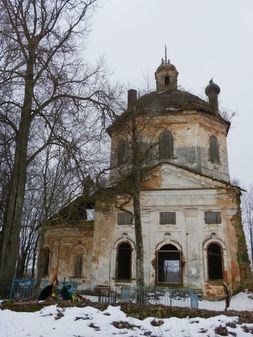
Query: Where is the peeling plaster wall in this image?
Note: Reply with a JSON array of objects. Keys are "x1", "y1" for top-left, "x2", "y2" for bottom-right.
[
  {"x1": 43, "y1": 106, "x2": 250, "y2": 298},
  {"x1": 93, "y1": 166, "x2": 250, "y2": 297},
  {"x1": 44, "y1": 224, "x2": 94, "y2": 289},
  {"x1": 110, "y1": 112, "x2": 230, "y2": 183}
]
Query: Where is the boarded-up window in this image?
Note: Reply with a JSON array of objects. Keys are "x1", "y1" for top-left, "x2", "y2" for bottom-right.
[
  {"x1": 204, "y1": 211, "x2": 221, "y2": 224},
  {"x1": 159, "y1": 131, "x2": 174, "y2": 159},
  {"x1": 117, "y1": 212, "x2": 134, "y2": 225},
  {"x1": 207, "y1": 243, "x2": 223, "y2": 280},
  {"x1": 74, "y1": 255, "x2": 83, "y2": 277},
  {"x1": 117, "y1": 141, "x2": 127, "y2": 165},
  {"x1": 160, "y1": 212, "x2": 176, "y2": 225},
  {"x1": 209, "y1": 135, "x2": 220, "y2": 163}
]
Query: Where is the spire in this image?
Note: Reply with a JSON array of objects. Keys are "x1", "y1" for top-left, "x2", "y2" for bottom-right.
[
  {"x1": 161, "y1": 45, "x2": 170, "y2": 65},
  {"x1": 165, "y1": 44, "x2": 168, "y2": 63}
]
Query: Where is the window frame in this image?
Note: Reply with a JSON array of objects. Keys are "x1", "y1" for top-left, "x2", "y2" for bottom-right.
[
  {"x1": 207, "y1": 242, "x2": 223, "y2": 281},
  {"x1": 117, "y1": 212, "x2": 134, "y2": 226},
  {"x1": 116, "y1": 242, "x2": 132, "y2": 281},
  {"x1": 204, "y1": 211, "x2": 221, "y2": 224},
  {"x1": 209, "y1": 135, "x2": 220, "y2": 164},
  {"x1": 159, "y1": 211, "x2": 176, "y2": 225},
  {"x1": 74, "y1": 254, "x2": 83, "y2": 277},
  {"x1": 158, "y1": 130, "x2": 174, "y2": 160},
  {"x1": 116, "y1": 141, "x2": 128, "y2": 166}
]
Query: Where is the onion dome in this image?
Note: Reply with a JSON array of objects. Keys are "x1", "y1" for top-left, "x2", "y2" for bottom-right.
[
  {"x1": 205, "y1": 79, "x2": 220, "y2": 96},
  {"x1": 205, "y1": 79, "x2": 220, "y2": 114}
]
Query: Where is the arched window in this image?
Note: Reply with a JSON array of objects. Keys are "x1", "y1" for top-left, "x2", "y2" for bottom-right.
[
  {"x1": 164, "y1": 76, "x2": 170, "y2": 86},
  {"x1": 71, "y1": 245, "x2": 86, "y2": 278},
  {"x1": 74, "y1": 255, "x2": 83, "y2": 277},
  {"x1": 157, "y1": 244, "x2": 181, "y2": 284},
  {"x1": 209, "y1": 135, "x2": 220, "y2": 163},
  {"x1": 116, "y1": 242, "x2": 132, "y2": 280},
  {"x1": 207, "y1": 243, "x2": 223, "y2": 280},
  {"x1": 159, "y1": 131, "x2": 174, "y2": 159},
  {"x1": 43, "y1": 247, "x2": 50, "y2": 276},
  {"x1": 116, "y1": 141, "x2": 127, "y2": 165}
]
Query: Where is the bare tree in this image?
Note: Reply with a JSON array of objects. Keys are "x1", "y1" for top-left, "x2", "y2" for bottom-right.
[
  {"x1": 0, "y1": 0, "x2": 117, "y2": 294},
  {"x1": 241, "y1": 185, "x2": 253, "y2": 266},
  {"x1": 97, "y1": 99, "x2": 158, "y2": 302}
]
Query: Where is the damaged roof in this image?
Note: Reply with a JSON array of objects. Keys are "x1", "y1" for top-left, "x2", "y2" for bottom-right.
[{"x1": 108, "y1": 89, "x2": 229, "y2": 135}]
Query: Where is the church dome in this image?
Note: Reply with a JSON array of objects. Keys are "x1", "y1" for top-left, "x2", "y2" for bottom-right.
[
  {"x1": 107, "y1": 59, "x2": 224, "y2": 135},
  {"x1": 205, "y1": 79, "x2": 220, "y2": 96},
  {"x1": 136, "y1": 89, "x2": 213, "y2": 115}
]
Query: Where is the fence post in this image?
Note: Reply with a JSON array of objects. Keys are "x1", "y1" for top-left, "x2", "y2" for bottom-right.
[
  {"x1": 190, "y1": 293, "x2": 198, "y2": 309},
  {"x1": 9, "y1": 278, "x2": 15, "y2": 299}
]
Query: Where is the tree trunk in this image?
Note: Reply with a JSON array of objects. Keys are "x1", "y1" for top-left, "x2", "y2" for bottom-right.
[
  {"x1": 31, "y1": 236, "x2": 39, "y2": 278},
  {"x1": 0, "y1": 54, "x2": 34, "y2": 295},
  {"x1": 131, "y1": 109, "x2": 145, "y2": 303},
  {"x1": 133, "y1": 183, "x2": 145, "y2": 303},
  {"x1": 16, "y1": 250, "x2": 28, "y2": 278}
]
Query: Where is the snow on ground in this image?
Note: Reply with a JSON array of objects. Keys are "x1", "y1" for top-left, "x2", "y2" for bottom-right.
[
  {"x1": 0, "y1": 292, "x2": 253, "y2": 337},
  {"x1": 199, "y1": 291, "x2": 253, "y2": 311}
]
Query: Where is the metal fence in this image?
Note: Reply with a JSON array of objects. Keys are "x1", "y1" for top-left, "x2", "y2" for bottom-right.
[
  {"x1": 9, "y1": 278, "x2": 200, "y2": 309},
  {"x1": 9, "y1": 278, "x2": 79, "y2": 300},
  {"x1": 9, "y1": 278, "x2": 35, "y2": 299},
  {"x1": 97, "y1": 286, "x2": 200, "y2": 309}
]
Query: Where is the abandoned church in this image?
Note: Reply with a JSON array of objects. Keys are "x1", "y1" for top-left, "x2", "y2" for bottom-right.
[{"x1": 42, "y1": 58, "x2": 251, "y2": 298}]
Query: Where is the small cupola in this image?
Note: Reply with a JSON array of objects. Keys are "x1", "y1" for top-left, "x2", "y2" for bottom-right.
[{"x1": 155, "y1": 51, "x2": 178, "y2": 91}]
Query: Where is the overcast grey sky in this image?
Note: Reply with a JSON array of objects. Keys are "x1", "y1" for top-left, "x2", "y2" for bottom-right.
[{"x1": 86, "y1": 0, "x2": 253, "y2": 188}]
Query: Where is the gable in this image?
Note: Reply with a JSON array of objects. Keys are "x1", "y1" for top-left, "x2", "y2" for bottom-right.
[{"x1": 143, "y1": 163, "x2": 229, "y2": 190}]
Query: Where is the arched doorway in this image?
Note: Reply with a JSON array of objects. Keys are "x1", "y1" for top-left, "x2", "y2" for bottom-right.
[
  {"x1": 116, "y1": 242, "x2": 132, "y2": 280},
  {"x1": 157, "y1": 244, "x2": 181, "y2": 284},
  {"x1": 207, "y1": 243, "x2": 223, "y2": 280}
]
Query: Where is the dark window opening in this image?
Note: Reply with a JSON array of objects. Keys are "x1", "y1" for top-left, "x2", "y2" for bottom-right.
[
  {"x1": 159, "y1": 131, "x2": 174, "y2": 159},
  {"x1": 205, "y1": 211, "x2": 221, "y2": 224},
  {"x1": 117, "y1": 141, "x2": 127, "y2": 165},
  {"x1": 74, "y1": 255, "x2": 83, "y2": 277},
  {"x1": 207, "y1": 243, "x2": 223, "y2": 280},
  {"x1": 117, "y1": 212, "x2": 134, "y2": 225},
  {"x1": 160, "y1": 212, "x2": 176, "y2": 225},
  {"x1": 165, "y1": 76, "x2": 170, "y2": 86},
  {"x1": 209, "y1": 135, "x2": 220, "y2": 163},
  {"x1": 43, "y1": 248, "x2": 50, "y2": 276},
  {"x1": 117, "y1": 242, "x2": 132, "y2": 280},
  {"x1": 157, "y1": 244, "x2": 181, "y2": 284}
]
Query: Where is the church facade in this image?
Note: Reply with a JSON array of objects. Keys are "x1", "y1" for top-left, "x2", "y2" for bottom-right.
[{"x1": 43, "y1": 59, "x2": 251, "y2": 298}]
